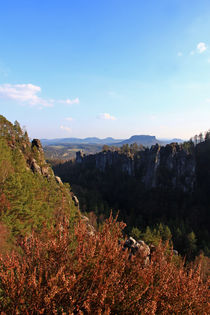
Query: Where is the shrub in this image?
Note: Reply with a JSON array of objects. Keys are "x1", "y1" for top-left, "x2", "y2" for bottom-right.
[{"x1": 0, "y1": 215, "x2": 209, "y2": 314}]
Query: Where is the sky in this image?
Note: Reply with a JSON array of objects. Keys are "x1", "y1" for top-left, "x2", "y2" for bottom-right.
[{"x1": 0, "y1": 0, "x2": 210, "y2": 140}]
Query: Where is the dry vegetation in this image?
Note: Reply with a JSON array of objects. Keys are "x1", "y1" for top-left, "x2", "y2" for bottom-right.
[{"x1": 0, "y1": 216, "x2": 209, "y2": 314}]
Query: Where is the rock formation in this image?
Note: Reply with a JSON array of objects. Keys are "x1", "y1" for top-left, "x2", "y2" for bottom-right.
[
  {"x1": 123, "y1": 237, "x2": 150, "y2": 265},
  {"x1": 28, "y1": 139, "x2": 54, "y2": 178},
  {"x1": 76, "y1": 142, "x2": 196, "y2": 192}
]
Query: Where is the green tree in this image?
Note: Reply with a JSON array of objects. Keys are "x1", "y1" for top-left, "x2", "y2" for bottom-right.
[
  {"x1": 186, "y1": 231, "x2": 197, "y2": 259},
  {"x1": 131, "y1": 227, "x2": 141, "y2": 240}
]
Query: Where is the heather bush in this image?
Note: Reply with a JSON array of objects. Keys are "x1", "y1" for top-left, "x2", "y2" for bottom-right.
[{"x1": 0, "y1": 215, "x2": 209, "y2": 314}]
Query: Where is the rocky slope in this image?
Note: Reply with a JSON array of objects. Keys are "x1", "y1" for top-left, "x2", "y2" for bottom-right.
[{"x1": 0, "y1": 115, "x2": 78, "y2": 239}]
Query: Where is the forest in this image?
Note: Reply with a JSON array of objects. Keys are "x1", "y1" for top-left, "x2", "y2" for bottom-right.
[
  {"x1": 0, "y1": 115, "x2": 209, "y2": 313},
  {"x1": 53, "y1": 135, "x2": 210, "y2": 260}
]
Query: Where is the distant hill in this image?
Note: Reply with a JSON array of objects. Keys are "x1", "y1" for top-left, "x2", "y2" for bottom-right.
[
  {"x1": 160, "y1": 138, "x2": 184, "y2": 145},
  {"x1": 171, "y1": 138, "x2": 184, "y2": 143},
  {"x1": 116, "y1": 135, "x2": 159, "y2": 146},
  {"x1": 42, "y1": 135, "x2": 184, "y2": 160},
  {"x1": 41, "y1": 137, "x2": 124, "y2": 146},
  {"x1": 41, "y1": 135, "x2": 184, "y2": 147}
]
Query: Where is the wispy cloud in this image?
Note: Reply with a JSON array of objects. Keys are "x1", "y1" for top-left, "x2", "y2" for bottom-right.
[
  {"x1": 98, "y1": 113, "x2": 116, "y2": 120},
  {"x1": 65, "y1": 117, "x2": 73, "y2": 121},
  {"x1": 0, "y1": 83, "x2": 79, "y2": 108},
  {"x1": 190, "y1": 42, "x2": 207, "y2": 55},
  {"x1": 60, "y1": 125, "x2": 72, "y2": 132},
  {"x1": 59, "y1": 98, "x2": 79, "y2": 105},
  {"x1": 177, "y1": 52, "x2": 183, "y2": 57}
]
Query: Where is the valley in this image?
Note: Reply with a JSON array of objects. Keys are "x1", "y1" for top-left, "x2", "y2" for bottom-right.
[{"x1": 0, "y1": 115, "x2": 209, "y2": 313}]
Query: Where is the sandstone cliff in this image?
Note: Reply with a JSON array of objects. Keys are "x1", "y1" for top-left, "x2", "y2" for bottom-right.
[{"x1": 76, "y1": 142, "x2": 195, "y2": 192}]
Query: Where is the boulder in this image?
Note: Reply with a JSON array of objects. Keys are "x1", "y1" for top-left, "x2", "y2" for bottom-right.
[
  {"x1": 81, "y1": 215, "x2": 95, "y2": 236},
  {"x1": 41, "y1": 165, "x2": 51, "y2": 177},
  {"x1": 123, "y1": 237, "x2": 150, "y2": 264},
  {"x1": 30, "y1": 158, "x2": 41, "y2": 174}
]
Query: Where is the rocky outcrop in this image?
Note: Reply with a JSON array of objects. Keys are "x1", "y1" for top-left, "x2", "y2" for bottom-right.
[
  {"x1": 80, "y1": 215, "x2": 95, "y2": 236},
  {"x1": 122, "y1": 237, "x2": 178, "y2": 265},
  {"x1": 76, "y1": 143, "x2": 196, "y2": 192},
  {"x1": 76, "y1": 151, "x2": 84, "y2": 163},
  {"x1": 55, "y1": 176, "x2": 63, "y2": 185},
  {"x1": 29, "y1": 139, "x2": 54, "y2": 178},
  {"x1": 32, "y1": 139, "x2": 44, "y2": 155},
  {"x1": 71, "y1": 194, "x2": 79, "y2": 208},
  {"x1": 29, "y1": 158, "x2": 42, "y2": 174},
  {"x1": 123, "y1": 237, "x2": 150, "y2": 265}
]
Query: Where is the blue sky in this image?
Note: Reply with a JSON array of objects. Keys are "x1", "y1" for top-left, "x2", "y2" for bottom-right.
[{"x1": 0, "y1": 0, "x2": 210, "y2": 139}]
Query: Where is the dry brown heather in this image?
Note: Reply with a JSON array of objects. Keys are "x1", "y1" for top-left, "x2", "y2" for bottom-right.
[{"x1": 0, "y1": 216, "x2": 209, "y2": 314}]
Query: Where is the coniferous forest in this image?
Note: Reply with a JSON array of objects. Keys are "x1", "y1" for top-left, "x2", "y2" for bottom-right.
[{"x1": 0, "y1": 115, "x2": 209, "y2": 313}]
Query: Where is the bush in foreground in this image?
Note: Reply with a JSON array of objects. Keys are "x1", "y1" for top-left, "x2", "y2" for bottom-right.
[{"x1": 0, "y1": 216, "x2": 209, "y2": 314}]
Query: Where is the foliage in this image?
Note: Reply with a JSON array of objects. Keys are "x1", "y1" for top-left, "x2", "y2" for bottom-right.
[
  {"x1": 0, "y1": 215, "x2": 209, "y2": 314},
  {"x1": 0, "y1": 115, "x2": 78, "y2": 241},
  {"x1": 131, "y1": 223, "x2": 172, "y2": 247}
]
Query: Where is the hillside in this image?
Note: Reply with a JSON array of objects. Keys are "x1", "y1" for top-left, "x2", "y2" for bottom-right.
[{"x1": 0, "y1": 115, "x2": 78, "y2": 242}]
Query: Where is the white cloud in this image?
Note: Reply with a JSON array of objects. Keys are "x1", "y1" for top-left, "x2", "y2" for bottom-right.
[
  {"x1": 189, "y1": 43, "x2": 207, "y2": 56},
  {"x1": 0, "y1": 83, "x2": 79, "y2": 108},
  {"x1": 177, "y1": 52, "x2": 183, "y2": 57},
  {"x1": 197, "y1": 42, "x2": 207, "y2": 53},
  {"x1": 98, "y1": 113, "x2": 116, "y2": 120},
  {"x1": 59, "y1": 97, "x2": 79, "y2": 105},
  {"x1": 65, "y1": 117, "x2": 73, "y2": 121},
  {"x1": 60, "y1": 125, "x2": 72, "y2": 132},
  {"x1": 0, "y1": 83, "x2": 53, "y2": 107}
]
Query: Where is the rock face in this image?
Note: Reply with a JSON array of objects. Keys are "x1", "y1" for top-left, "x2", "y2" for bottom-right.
[
  {"x1": 76, "y1": 143, "x2": 196, "y2": 192},
  {"x1": 137, "y1": 143, "x2": 195, "y2": 191},
  {"x1": 32, "y1": 139, "x2": 44, "y2": 153},
  {"x1": 29, "y1": 139, "x2": 53, "y2": 178},
  {"x1": 30, "y1": 158, "x2": 42, "y2": 174},
  {"x1": 20, "y1": 138, "x2": 56, "y2": 181}
]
